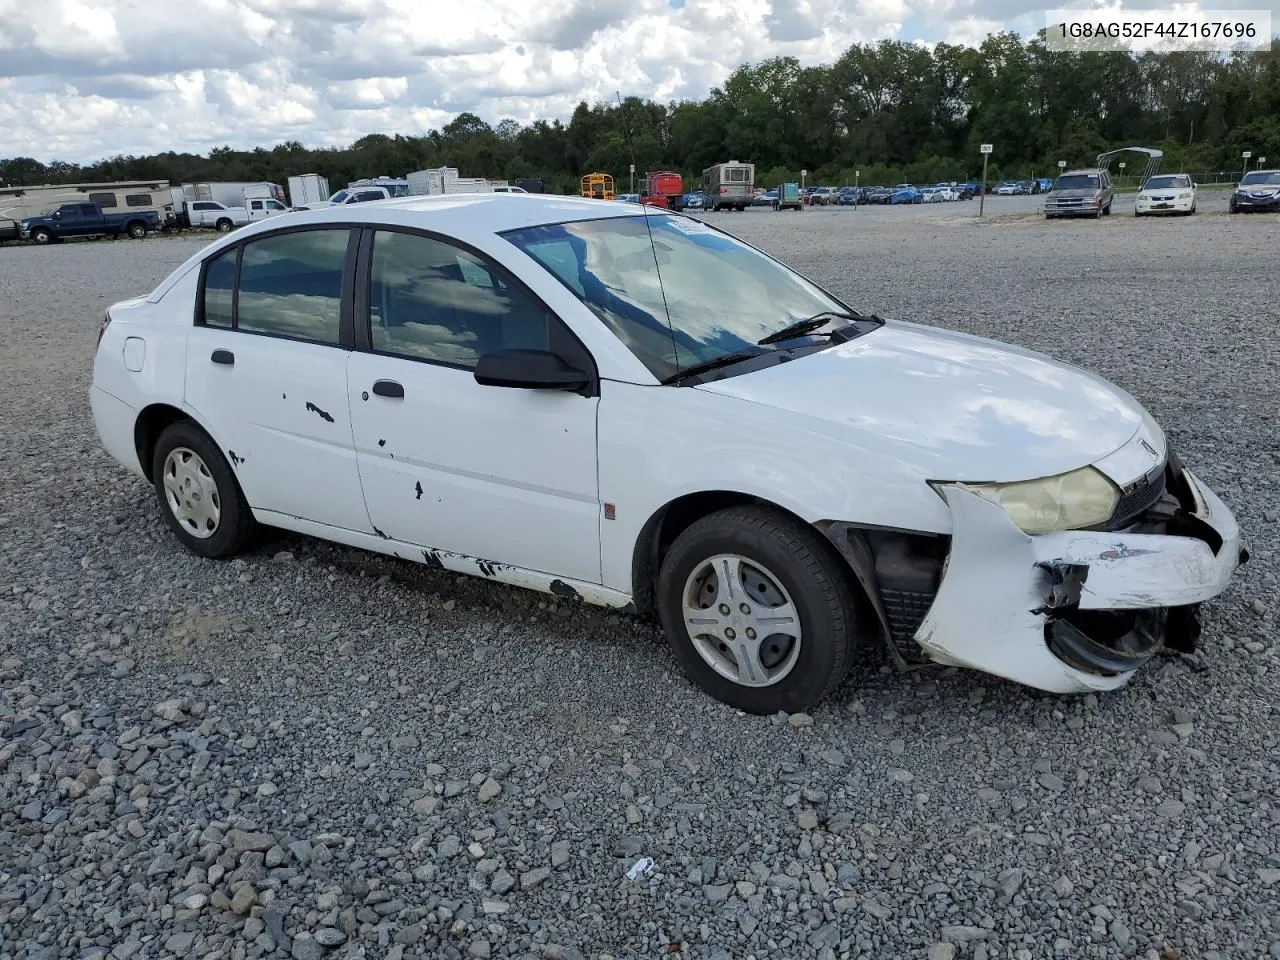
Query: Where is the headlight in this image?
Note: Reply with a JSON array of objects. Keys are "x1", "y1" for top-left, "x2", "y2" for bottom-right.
[
  {"x1": 944, "y1": 466, "x2": 1120, "y2": 534},
  {"x1": 1178, "y1": 192, "x2": 1192, "y2": 199}
]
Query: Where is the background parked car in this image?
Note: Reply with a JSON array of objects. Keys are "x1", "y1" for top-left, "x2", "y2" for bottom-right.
[
  {"x1": 1044, "y1": 168, "x2": 1115, "y2": 219},
  {"x1": 889, "y1": 185, "x2": 922, "y2": 204},
  {"x1": 754, "y1": 189, "x2": 779, "y2": 207},
  {"x1": 1229, "y1": 169, "x2": 1280, "y2": 213},
  {"x1": 683, "y1": 193, "x2": 703, "y2": 210},
  {"x1": 1134, "y1": 174, "x2": 1197, "y2": 216}
]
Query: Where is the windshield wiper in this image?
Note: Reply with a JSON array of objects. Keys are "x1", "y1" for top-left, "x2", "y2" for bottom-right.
[
  {"x1": 757, "y1": 311, "x2": 859, "y2": 345},
  {"x1": 661, "y1": 351, "x2": 762, "y2": 384}
]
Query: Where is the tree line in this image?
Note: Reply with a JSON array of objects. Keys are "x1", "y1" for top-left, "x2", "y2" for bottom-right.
[{"x1": 3, "y1": 32, "x2": 1278, "y2": 193}]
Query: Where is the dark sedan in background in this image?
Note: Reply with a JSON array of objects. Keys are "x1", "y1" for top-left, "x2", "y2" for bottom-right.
[{"x1": 1229, "y1": 170, "x2": 1280, "y2": 213}]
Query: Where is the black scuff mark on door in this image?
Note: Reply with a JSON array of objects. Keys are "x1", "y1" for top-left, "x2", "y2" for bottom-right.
[
  {"x1": 282, "y1": 392, "x2": 287, "y2": 400},
  {"x1": 422, "y1": 550, "x2": 444, "y2": 570},
  {"x1": 227, "y1": 450, "x2": 244, "y2": 467},
  {"x1": 372, "y1": 526, "x2": 389, "y2": 539},
  {"x1": 377, "y1": 439, "x2": 386, "y2": 447},
  {"x1": 415, "y1": 481, "x2": 423, "y2": 500},
  {"x1": 305, "y1": 401, "x2": 335, "y2": 423},
  {"x1": 549, "y1": 579, "x2": 581, "y2": 601}
]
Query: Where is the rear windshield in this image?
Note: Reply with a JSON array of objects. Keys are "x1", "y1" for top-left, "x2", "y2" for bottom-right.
[{"x1": 1054, "y1": 174, "x2": 1100, "y2": 190}]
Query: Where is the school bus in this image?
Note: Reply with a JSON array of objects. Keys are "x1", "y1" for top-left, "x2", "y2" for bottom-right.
[{"x1": 580, "y1": 172, "x2": 615, "y2": 201}]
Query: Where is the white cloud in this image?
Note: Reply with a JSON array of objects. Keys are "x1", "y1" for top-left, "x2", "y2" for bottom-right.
[{"x1": 3, "y1": 0, "x2": 1276, "y2": 162}]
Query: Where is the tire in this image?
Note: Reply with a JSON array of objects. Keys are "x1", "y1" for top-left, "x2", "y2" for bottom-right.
[
  {"x1": 656, "y1": 505, "x2": 860, "y2": 714},
  {"x1": 127, "y1": 221, "x2": 147, "y2": 239},
  {"x1": 151, "y1": 420, "x2": 255, "y2": 560},
  {"x1": 1228, "y1": 201, "x2": 1237, "y2": 214},
  {"x1": 31, "y1": 228, "x2": 52, "y2": 244},
  {"x1": 215, "y1": 218, "x2": 233, "y2": 233},
  {"x1": 1103, "y1": 202, "x2": 1112, "y2": 216}
]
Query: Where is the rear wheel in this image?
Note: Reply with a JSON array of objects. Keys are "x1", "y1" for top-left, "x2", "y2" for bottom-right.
[
  {"x1": 215, "y1": 218, "x2": 233, "y2": 233},
  {"x1": 151, "y1": 421, "x2": 255, "y2": 559},
  {"x1": 127, "y1": 221, "x2": 147, "y2": 239},
  {"x1": 657, "y1": 506, "x2": 860, "y2": 714}
]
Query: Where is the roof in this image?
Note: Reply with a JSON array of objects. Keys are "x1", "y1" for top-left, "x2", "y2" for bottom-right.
[{"x1": 286, "y1": 192, "x2": 639, "y2": 237}]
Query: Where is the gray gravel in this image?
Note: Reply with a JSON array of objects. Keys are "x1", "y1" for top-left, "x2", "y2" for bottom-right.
[{"x1": 1, "y1": 204, "x2": 1277, "y2": 960}]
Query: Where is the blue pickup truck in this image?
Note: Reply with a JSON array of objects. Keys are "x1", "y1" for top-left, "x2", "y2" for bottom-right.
[{"x1": 20, "y1": 203, "x2": 162, "y2": 244}]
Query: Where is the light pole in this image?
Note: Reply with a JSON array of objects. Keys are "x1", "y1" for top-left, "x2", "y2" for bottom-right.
[
  {"x1": 979, "y1": 144, "x2": 992, "y2": 217},
  {"x1": 854, "y1": 169, "x2": 859, "y2": 210},
  {"x1": 1242, "y1": 151, "x2": 1251, "y2": 182},
  {"x1": 801, "y1": 169, "x2": 807, "y2": 192}
]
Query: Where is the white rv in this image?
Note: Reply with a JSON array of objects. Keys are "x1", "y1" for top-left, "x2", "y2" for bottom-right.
[{"x1": 1, "y1": 180, "x2": 174, "y2": 240}]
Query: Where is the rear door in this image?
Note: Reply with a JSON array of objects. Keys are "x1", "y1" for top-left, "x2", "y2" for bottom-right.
[{"x1": 184, "y1": 226, "x2": 374, "y2": 533}]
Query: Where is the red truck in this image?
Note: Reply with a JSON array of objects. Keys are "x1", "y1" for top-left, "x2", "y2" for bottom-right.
[{"x1": 640, "y1": 170, "x2": 684, "y2": 211}]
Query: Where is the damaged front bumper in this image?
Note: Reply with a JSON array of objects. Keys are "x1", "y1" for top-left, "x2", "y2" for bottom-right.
[{"x1": 916, "y1": 466, "x2": 1247, "y2": 693}]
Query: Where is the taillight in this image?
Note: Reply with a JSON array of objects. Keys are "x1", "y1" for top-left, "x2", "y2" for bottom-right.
[{"x1": 97, "y1": 310, "x2": 112, "y2": 349}]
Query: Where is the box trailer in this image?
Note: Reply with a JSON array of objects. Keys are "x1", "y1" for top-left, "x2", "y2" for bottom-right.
[
  {"x1": 407, "y1": 168, "x2": 494, "y2": 196},
  {"x1": 287, "y1": 174, "x2": 330, "y2": 208}
]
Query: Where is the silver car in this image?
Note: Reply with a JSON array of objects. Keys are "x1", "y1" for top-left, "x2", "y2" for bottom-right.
[{"x1": 1044, "y1": 168, "x2": 1115, "y2": 219}]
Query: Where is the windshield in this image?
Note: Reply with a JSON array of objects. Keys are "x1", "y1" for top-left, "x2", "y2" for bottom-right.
[
  {"x1": 1054, "y1": 174, "x2": 1100, "y2": 190},
  {"x1": 1143, "y1": 176, "x2": 1190, "y2": 189},
  {"x1": 328, "y1": 190, "x2": 350, "y2": 203},
  {"x1": 504, "y1": 213, "x2": 853, "y2": 381},
  {"x1": 1241, "y1": 171, "x2": 1280, "y2": 185}
]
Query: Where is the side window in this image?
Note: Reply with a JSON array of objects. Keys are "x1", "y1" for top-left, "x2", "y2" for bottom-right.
[
  {"x1": 202, "y1": 247, "x2": 236, "y2": 328},
  {"x1": 236, "y1": 230, "x2": 350, "y2": 344},
  {"x1": 266, "y1": 200, "x2": 285, "y2": 210},
  {"x1": 125, "y1": 193, "x2": 152, "y2": 207},
  {"x1": 80, "y1": 205, "x2": 98, "y2": 216},
  {"x1": 250, "y1": 200, "x2": 264, "y2": 211},
  {"x1": 368, "y1": 230, "x2": 550, "y2": 368},
  {"x1": 89, "y1": 192, "x2": 117, "y2": 208}
]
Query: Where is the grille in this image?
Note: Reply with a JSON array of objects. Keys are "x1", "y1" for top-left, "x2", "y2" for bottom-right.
[
  {"x1": 880, "y1": 588, "x2": 936, "y2": 663},
  {"x1": 1108, "y1": 468, "x2": 1167, "y2": 528}
]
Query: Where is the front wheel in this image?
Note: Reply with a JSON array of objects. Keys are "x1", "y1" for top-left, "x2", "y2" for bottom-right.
[
  {"x1": 31, "y1": 228, "x2": 52, "y2": 244},
  {"x1": 657, "y1": 506, "x2": 860, "y2": 714},
  {"x1": 151, "y1": 421, "x2": 255, "y2": 559}
]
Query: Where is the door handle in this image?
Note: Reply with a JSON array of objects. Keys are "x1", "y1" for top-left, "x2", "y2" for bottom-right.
[
  {"x1": 211, "y1": 349, "x2": 234, "y2": 365},
  {"x1": 372, "y1": 380, "x2": 404, "y2": 398}
]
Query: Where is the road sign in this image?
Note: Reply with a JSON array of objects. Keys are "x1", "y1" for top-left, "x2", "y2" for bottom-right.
[
  {"x1": 629, "y1": 163, "x2": 635, "y2": 173},
  {"x1": 980, "y1": 144, "x2": 993, "y2": 154},
  {"x1": 1243, "y1": 151, "x2": 1252, "y2": 158},
  {"x1": 1058, "y1": 160, "x2": 1066, "y2": 168}
]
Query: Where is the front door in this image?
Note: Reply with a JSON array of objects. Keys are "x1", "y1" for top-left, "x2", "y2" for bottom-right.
[
  {"x1": 346, "y1": 227, "x2": 601, "y2": 582},
  {"x1": 184, "y1": 227, "x2": 373, "y2": 533}
]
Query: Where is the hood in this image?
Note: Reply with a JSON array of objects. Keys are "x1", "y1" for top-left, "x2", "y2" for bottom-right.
[{"x1": 695, "y1": 322, "x2": 1146, "y2": 484}]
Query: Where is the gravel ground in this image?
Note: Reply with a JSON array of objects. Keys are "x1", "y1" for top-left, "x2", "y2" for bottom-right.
[{"x1": 1, "y1": 201, "x2": 1277, "y2": 960}]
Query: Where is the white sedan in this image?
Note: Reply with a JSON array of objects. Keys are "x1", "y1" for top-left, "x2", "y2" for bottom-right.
[
  {"x1": 90, "y1": 195, "x2": 1247, "y2": 713},
  {"x1": 1134, "y1": 174, "x2": 1197, "y2": 216}
]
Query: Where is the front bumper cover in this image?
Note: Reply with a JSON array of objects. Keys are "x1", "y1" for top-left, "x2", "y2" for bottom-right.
[{"x1": 915, "y1": 467, "x2": 1245, "y2": 693}]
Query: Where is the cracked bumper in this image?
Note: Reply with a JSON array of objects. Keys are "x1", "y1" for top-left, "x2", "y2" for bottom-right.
[{"x1": 915, "y1": 468, "x2": 1245, "y2": 693}]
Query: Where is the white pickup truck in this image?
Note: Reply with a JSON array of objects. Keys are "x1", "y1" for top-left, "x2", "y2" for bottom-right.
[{"x1": 186, "y1": 197, "x2": 289, "y2": 232}]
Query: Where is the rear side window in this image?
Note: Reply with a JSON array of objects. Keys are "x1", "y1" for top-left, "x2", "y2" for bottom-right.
[
  {"x1": 125, "y1": 194, "x2": 152, "y2": 207},
  {"x1": 89, "y1": 192, "x2": 117, "y2": 208},
  {"x1": 202, "y1": 248, "x2": 236, "y2": 328},
  {"x1": 236, "y1": 230, "x2": 350, "y2": 344}
]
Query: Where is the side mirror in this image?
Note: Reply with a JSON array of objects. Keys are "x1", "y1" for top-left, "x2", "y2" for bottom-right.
[{"x1": 473, "y1": 349, "x2": 590, "y2": 392}]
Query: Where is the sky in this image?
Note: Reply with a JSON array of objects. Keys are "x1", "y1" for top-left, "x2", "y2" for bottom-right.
[{"x1": 0, "y1": 0, "x2": 1271, "y2": 163}]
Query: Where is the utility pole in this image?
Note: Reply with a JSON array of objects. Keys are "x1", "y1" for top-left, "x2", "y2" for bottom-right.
[{"x1": 979, "y1": 144, "x2": 992, "y2": 217}]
